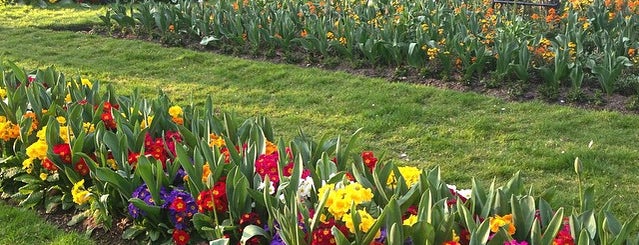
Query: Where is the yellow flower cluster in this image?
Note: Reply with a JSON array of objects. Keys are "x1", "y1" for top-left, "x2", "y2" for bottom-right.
[
  {"x1": 72, "y1": 179, "x2": 92, "y2": 205},
  {"x1": 489, "y1": 214, "x2": 516, "y2": 235},
  {"x1": 168, "y1": 105, "x2": 184, "y2": 125},
  {"x1": 66, "y1": 78, "x2": 93, "y2": 88},
  {"x1": 141, "y1": 115, "x2": 154, "y2": 129},
  {"x1": 83, "y1": 122, "x2": 96, "y2": 133},
  {"x1": 0, "y1": 116, "x2": 20, "y2": 141},
  {"x1": 386, "y1": 166, "x2": 421, "y2": 188},
  {"x1": 403, "y1": 214, "x2": 418, "y2": 226},
  {"x1": 209, "y1": 133, "x2": 226, "y2": 148},
  {"x1": 422, "y1": 46, "x2": 440, "y2": 61},
  {"x1": 23, "y1": 127, "x2": 49, "y2": 173},
  {"x1": 0, "y1": 88, "x2": 6, "y2": 99},
  {"x1": 341, "y1": 209, "x2": 377, "y2": 233},
  {"x1": 318, "y1": 182, "x2": 374, "y2": 219}
]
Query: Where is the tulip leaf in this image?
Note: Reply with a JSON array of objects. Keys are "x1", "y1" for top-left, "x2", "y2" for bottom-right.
[
  {"x1": 192, "y1": 213, "x2": 216, "y2": 240},
  {"x1": 7, "y1": 61, "x2": 26, "y2": 83},
  {"x1": 226, "y1": 167, "x2": 250, "y2": 221},
  {"x1": 605, "y1": 211, "x2": 622, "y2": 236},
  {"x1": 389, "y1": 222, "x2": 403, "y2": 245},
  {"x1": 470, "y1": 218, "x2": 491, "y2": 245},
  {"x1": 90, "y1": 164, "x2": 135, "y2": 198},
  {"x1": 541, "y1": 207, "x2": 564, "y2": 245},
  {"x1": 530, "y1": 219, "x2": 542, "y2": 245},
  {"x1": 511, "y1": 195, "x2": 535, "y2": 241},
  {"x1": 457, "y1": 197, "x2": 476, "y2": 231},
  {"x1": 578, "y1": 229, "x2": 592, "y2": 245},
  {"x1": 538, "y1": 198, "x2": 554, "y2": 228},
  {"x1": 411, "y1": 221, "x2": 434, "y2": 245},
  {"x1": 122, "y1": 225, "x2": 145, "y2": 240},
  {"x1": 129, "y1": 197, "x2": 161, "y2": 224},
  {"x1": 611, "y1": 213, "x2": 639, "y2": 245},
  {"x1": 331, "y1": 226, "x2": 351, "y2": 245},
  {"x1": 210, "y1": 238, "x2": 230, "y2": 245},
  {"x1": 240, "y1": 225, "x2": 270, "y2": 243},
  {"x1": 18, "y1": 189, "x2": 44, "y2": 209}
]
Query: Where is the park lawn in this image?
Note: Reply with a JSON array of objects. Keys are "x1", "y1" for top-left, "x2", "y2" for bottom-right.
[{"x1": 0, "y1": 201, "x2": 94, "y2": 245}]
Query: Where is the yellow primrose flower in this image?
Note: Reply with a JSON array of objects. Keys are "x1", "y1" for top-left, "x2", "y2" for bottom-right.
[
  {"x1": 387, "y1": 166, "x2": 421, "y2": 188},
  {"x1": 343, "y1": 182, "x2": 373, "y2": 204},
  {"x1": 0, "y1": 88, "x2": 6, "y2": 99},
  {"x1": 22, "y1": 158, "x2": 34, "y2": 174},
  {"x1": 72, "y1": 179, "x2": 92, "y2": 205},
  {"x1": 403, "y1": 214, "x2": 418, "y2": 226},
  {"x1": 318, "y1": 182, "x2": 374, "y2": 219},
  {"x1": 83, "y1": 122, "x2": 95, "y2": 133},
  {"x1": 65, "y1": 93, "x2": 72, "y2": 103},
  {"x1": 36, "y1": 126, "x2": 47, "y2": 141},
  {"x1": 81, "y1": 78, "x2": 92, "y2": 87},
  {"x1": 209, "y1": 133, "x2": 226, "y2": 148},
  {"x1": 342, "y1": 209, "x2": 377, "y2": 233},
  {"x1": 39, "y1": 172, "x2": 48, "y2": 181},
  {"x1": 59, "y1": 126, "x2": 72, "y2": 144},
  {"x1": 489, "y1": 214, "x2": 516, "y2": 235},
  {"x1": 168, "y1": 105, "x2": 183, "y2": 118},
  {"x1": 26, "y1": 140, "x2": 48, "y2": 160},
  {"x1": 328, "y1": 198, "x2": 350, "y2": 219},
  {"x1": 106, "y1": 158, "x2": 118, "y2": 170}
]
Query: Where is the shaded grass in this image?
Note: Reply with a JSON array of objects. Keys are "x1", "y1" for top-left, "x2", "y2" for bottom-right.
[
  {"x1": 1, "y1": 5, "x2": 639, "y2": 218},
  {"x1": 0, "y1": 202, "x2": 94, "y2": 245}
]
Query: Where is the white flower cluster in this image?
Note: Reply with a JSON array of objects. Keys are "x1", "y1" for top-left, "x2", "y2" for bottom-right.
[{"x1": 296, "y1": 176, "x2": 315, "y2": 200}]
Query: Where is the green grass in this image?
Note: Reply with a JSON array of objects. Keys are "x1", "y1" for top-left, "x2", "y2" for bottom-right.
[
  {"x1": 0, "y1": 201, "x2": 94, "y2": 245},
  {"x1": 1, "y1": 4, "x2": 639, "y2": 220}
]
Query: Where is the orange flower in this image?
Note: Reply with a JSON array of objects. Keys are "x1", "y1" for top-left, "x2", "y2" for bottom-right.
[
  {"x1": 307, "y1": 1, "x2": 316, "y2": 14},
  {"x1": 265, "y1": 141, "x2": 277, "y2": 155},
  {"x1": 531, "y1": 13, "x2": 540, "y2": 20},
  {"x1": 490, "y1": 214, "x2": 516, "y2": 235},
  {"x1": 300, "y1": 29, "x2": 308, "y2": 38},
  {"x1": 168, "y1": 24, "x2": 174, "y2": 32}
]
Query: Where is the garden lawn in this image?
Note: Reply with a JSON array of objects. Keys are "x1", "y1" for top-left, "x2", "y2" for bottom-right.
[
  {"x1": 1, "y1": 4, "x2": 639, "y2": 218},
  {"x1": 0, "y1": 201, "x2": 94, "y2": 245}
]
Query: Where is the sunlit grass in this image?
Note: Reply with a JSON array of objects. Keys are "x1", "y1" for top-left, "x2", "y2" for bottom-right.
[{"x1": 0, "y1": 201, "x2": 94, "y2": 245}]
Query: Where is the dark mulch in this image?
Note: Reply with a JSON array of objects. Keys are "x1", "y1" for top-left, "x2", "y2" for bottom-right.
[{"x1": 37, "y1": 208, "x2": 136, "y2": 245}]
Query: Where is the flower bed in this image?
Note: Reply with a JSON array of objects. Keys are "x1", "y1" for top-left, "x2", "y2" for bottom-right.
[
  {"x1": 100, "y1": 0, "x2": 639, "y2": 102},
  {"x1": 0, "y1": 62, "x2": 637, "y2": 244}
]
